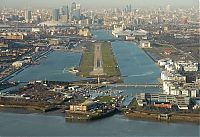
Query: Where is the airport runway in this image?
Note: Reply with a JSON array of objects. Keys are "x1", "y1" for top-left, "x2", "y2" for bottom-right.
[{"x1": 90, "y1": 43, "x2": 105, "y2": 76}]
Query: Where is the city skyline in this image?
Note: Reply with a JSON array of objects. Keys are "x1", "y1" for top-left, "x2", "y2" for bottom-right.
[{"x1": 1, "y1": 0, "x2": 199, "y2": 9}]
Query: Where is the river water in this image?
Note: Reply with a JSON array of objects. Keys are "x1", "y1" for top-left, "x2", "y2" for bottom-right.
[
  {"x1": 9, "y1": 51, "x2": 82, "y2": 82},
  {"x1": 0, "y1": 30, "x2": 199, "y2": 136}
]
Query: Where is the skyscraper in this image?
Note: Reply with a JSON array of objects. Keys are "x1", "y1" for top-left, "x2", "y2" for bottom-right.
[
  {"x1": 71, "y1": 2, "x2": 81, "y2": 20},
  {"x1": 126, "y1": 4, "x2": 132, "y2": 12},
  {"x1": 129, "y1": 4, "x2": 132, "y2": 12},
  {"x1": 52, "y1": 8, "x2": 59, "y2": 21},
  {"x1": 71, "y1": 2, "x2": 76, "y2": 12},
  {"x1": 166, "y1": 5, "x2": 171, "y2": 12},
  {"x1": 25, "y1": 10, "x2": 32, "y2": 23},
  {"x1": 60, "y1": 5, "x2": 69, "y2": 22},
  {"x1": 75, "y1": 4, "x2": 81, "y2": 19},
  {"x1": 62, "y1": 5, "x2": 69, "y2": 19}
]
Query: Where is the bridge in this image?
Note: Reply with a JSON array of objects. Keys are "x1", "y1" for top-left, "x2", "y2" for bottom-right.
[{"x1": 68, "y1": 83, "x2": 162, "y2": 88}]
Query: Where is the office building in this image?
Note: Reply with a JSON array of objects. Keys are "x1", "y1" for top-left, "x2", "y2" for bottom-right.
[
  {"x1": 71, "y1": 3, "x2": 81, "y2": 20},
  {"x1": 52, "y1": 9, "x2": 60, "y2": 21},
  {"x1": 60, "y1": 5, "x2": 69, "y2": 22},
  {"x1": 71, "y1": 2, "x2": 76, "y2": 12},
  {"x1": 61, "y1": 6, "x2": 69, "y2": 17},
  {"x1": 166, "y1": 5, "x2": 171, "y2": 12},
  {"x1": 25, "y1": 10, "x2": 32, "y2": 23}
]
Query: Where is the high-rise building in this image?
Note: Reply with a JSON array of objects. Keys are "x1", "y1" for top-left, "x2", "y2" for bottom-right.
[
  {"x1": 65, "y1": 5, "x2": 70, "y2": 20},
  {"x1": 71, "y1": 2, "x2": 76, "y2": 12},
  {"x1": 25, "y1": 10, "x2": 32, "y2": 23},
  {"x1": 60, "y1": 6, "x2": 69, "y2": 16},
  {"x1": 71, "y1": 2, "x2": 81, "y2": 20},
  {"x1": 129, "y1": 4, "x2": 132, "y2": 12},
  {"x1": 76, "y1": 4, "x2": 81, "y2": 9},
  {"x1": 60, "y1": 7, "x2": 63, "y2": 15},
  {"x1": 64, "y1": 6, "x2": 70, "y2": 16},
  {"x1": 125, "y1": 5, "x2": 128, "y2": 12},
  {"x1": 166, "y1": 5, "x2": 171, "y2": 12},
  {"x1": 52, "y1": 8, "x2": 60, "y2": 21},
  {"x1": 60, "y1": 5, "x2": 69, "y2": 22},
  {"x1": 126, "y1": 4, "x2": 132, "y2": 12},
  {"x1": 75, "y1": 4, "x2": 81, "y2": 19}
]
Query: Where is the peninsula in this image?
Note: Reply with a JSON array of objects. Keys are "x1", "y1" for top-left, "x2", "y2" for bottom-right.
[{"x1": 78, "y1": 41, "x2": 121, "y2": 83}]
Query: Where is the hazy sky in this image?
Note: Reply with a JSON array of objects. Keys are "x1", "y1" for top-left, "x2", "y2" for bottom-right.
[{"x1": 1, "y1": 0, "x2": 199, "y2": 9}]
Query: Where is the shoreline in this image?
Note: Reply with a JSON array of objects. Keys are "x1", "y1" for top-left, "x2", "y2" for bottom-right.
[
  {"x1": 0, "y1": 106, "x2": 199, "y2": 125},
  {"x1": 142, "y1": 48, "x2": 157, "y2": 63},
  {"x1": 0, "y1": 49, "x2": 53, "y2": 83},
  {"x1": 123, "y1": 111, "x2": 200, "y2": 125},
  {"x1": 0, "y1": 107, "x2": 65, "y2": 117}
]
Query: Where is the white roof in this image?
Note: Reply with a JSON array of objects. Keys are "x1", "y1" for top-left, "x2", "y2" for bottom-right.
[{"x1": 38, "y1": 21, "x2": 68, "y2": 27}]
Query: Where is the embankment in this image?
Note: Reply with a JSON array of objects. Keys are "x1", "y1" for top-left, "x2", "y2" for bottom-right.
[{"x1": 124, "y1": 111, "x2": 200, "y2": 124}]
